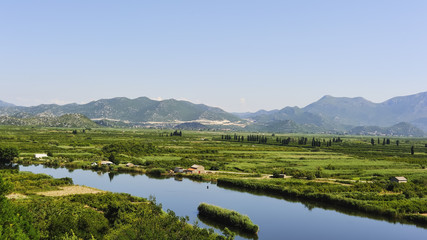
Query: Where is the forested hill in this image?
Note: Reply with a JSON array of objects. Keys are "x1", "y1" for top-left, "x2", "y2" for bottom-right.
[
  {"x1": 0, "y1": 114, "x2": 99, "y2": 128},
  {"x1": 349, "y1": 122, "x2": 425, "y2": 137},
  {"x1": 0, "y1": 97, "x2": 241, "y2": 123}
]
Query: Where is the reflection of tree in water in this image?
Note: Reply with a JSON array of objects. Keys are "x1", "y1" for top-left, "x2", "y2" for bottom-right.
[
  {"x1": 108, "y1": 172, "x2": 115, "y2": 182},
  {"x1": 304, "y1": 202, "x2": 315, "y2": 211},
  {"x1": 0, "y1": 163, "x2": 19, "y2": 170},
  {"x1": 216, "y1": 181, "x2": 426, "y2": 228},
  {"x1": 197, "y1": 214, "x2": 258, "y2": 240}
]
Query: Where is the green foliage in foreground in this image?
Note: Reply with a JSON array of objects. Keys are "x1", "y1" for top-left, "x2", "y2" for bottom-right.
[
  {"x1": 198, "y1": 203, "x2": 259, "y2": 234},
  {"x1": 1, "y1": 170, "x2": 233, "y2": 240},
  {"x1": 0, "y1": 175, "x2": 39, "y2": 239}
]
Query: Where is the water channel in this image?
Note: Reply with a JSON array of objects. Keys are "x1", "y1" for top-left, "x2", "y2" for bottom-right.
[{"x1": 20, "y1": 165, "x2": 427, "y2": 240}]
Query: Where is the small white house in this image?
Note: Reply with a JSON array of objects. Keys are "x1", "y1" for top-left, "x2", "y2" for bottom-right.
[
  {"x1": 100, "y1": 161, "x2": 114, "y2": 166},
  {"x1": 126, "y1": 163, "x2": 135, "y2": 167},
  {"x1": 174, "y1": 167, "x2": 184, "y2": 173},
  {"x1": 35, "y1": 154, "x2": 48, "y2": 159}
]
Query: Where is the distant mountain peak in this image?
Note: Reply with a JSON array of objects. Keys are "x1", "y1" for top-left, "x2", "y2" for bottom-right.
[{"x1": 317, "y1": 95, "x2": 370, "y2": 102}]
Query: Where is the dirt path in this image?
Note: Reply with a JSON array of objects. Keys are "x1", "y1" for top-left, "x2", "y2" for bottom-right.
[
  {"x1": 6, "y1": 193, "x2": 28, "y2": 199},
  {"x1": 36, "y1": 186, "x2": 104, "y2": 197}
]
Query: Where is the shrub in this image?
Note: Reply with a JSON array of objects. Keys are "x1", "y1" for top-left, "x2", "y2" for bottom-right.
[
  {"x1": 198, "y1": 203, "x2": 258, "y2": 234},
  {"x1": 147, "y1": 168, "x2": 166, "y2": 175},
  {"x1": 0, "y1": 146, "x2": 19, "y2": 163}
]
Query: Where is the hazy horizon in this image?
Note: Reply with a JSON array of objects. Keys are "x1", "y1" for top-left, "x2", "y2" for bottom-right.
[{"x1": 1, "y1": 1, "x2": 426, "y2": 112}]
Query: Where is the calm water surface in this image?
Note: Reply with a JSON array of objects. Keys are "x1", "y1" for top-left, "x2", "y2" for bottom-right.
[{"x1": 20, "y1": 165, "x2": 427, "y2": 240}]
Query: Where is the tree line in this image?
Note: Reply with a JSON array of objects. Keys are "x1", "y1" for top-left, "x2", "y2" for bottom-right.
[{"x1": 221, "y1": 134, "x2": 342, "y2": 147}]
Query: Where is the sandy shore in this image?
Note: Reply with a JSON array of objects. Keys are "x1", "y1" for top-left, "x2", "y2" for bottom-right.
[{"x1": 36, "y1": 185, "x2": 104, "y2": 197}]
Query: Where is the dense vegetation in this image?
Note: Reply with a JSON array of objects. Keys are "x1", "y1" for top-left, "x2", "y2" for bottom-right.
[
  {"x1": 198, "y1": 203, "x2": 259, "y2": 234},
  {"x1": 217, "y1": 178, "x2": 427, "y2": 223},
  {"x1": 0, "y1": 174, "x2": 38, "y2": 239},
  {"x1": 0, "y1": 169, "x2": 232, "y2": 240},
  {"x1": 0, "y1": 146, "x2": 19, "y2": 163},
  {"x1": 0, "y1": 125, "x2": 426, "y2": 236}
]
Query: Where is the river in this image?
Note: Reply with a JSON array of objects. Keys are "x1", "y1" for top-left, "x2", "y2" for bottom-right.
[{"x1": 20, "y1": 165, "x2": 427, "y2": 240}]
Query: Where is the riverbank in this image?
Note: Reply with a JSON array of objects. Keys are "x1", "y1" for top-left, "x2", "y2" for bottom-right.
[
  {"x1": 17, "y1": 164, "x2": 427, "y2": 240},
  {"x1": 0, "y1": 168, "x2": 232, "y2": 240},
  {"x1": 17, "y1": 161, "x2": 427, "y2": 229},
  {"x1": 216, "y1": 178, "x2": 427, "y2": 226}
]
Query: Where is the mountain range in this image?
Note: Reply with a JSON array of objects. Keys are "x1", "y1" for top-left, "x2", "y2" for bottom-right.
[
  {"x1": 238, "y1": 92, "x2": 427, "y2": 135},
  {"x1": 0, "y1": 92, "x2": 426, "y2": 136}
]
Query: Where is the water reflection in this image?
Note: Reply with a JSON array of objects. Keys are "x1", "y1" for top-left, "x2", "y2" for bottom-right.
[
  {"x1": 0, "y1": 163, "x2": 19, "y2": 170},
  {"x1": 197, "y1": 214, "x2": 259, "y2": 240},
  {"x1": 216, "y1": 181, "x2": 414, "y2": 227},
  {"x1": 108, "y1": 172, "x2": 115, "y2": 182},
  {"x1": 18, "y1": 164, "x2": 427, "y2": 240}
]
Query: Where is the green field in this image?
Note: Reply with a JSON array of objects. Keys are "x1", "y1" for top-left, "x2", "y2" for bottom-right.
[
  {"x1": 2, "y1": 126, "x2": 426, "y2": 181},
  {"x1": 1, "y1": 126, "x2": 427, "y2": 239}
]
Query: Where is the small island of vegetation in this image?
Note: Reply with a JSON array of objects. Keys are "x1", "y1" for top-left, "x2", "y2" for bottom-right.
[{"x1": 198, "y1": 203, "x2": 259, "y2": 235}]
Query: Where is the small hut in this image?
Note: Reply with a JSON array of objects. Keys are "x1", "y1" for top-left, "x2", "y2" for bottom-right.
[
  {"x1": 35, "y1": 154, "x2": 48, "y2": 159},
  {"x1": 390, "y1": 176, "x2": 407, "y2": 183},
  {"x1": 126, "y1": 163, "x2": 135, "y2": 167},
  {"x1": 189, "y1": 164, "x2": 205, "y2": 174},
  {"x1": 101, "y1": 161, "x2": 114, "y2": 166}
]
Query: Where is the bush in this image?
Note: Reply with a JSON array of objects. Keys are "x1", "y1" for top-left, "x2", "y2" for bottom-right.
[
  {"x1": 147, "y1": 168, "x2": 166, "y2": 175},
  {"x1": 198, "y1": 203, "x2": 258, "y2": 234},
  {"x1": 0, "y1": 146, "x2": 19, "y2": 163}
]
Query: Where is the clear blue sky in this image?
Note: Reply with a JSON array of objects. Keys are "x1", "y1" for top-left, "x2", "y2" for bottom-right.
[{"x1": 1, "y1": 1, "x2": 426, "y2": 112}]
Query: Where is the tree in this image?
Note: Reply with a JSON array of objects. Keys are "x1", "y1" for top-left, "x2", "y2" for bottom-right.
[
  {"x1": 109, "y1": 153, "x2": 119, "y2": 165},
  {"x1": 371, "y1": 138, "x2": 375, "y2": 146},
  {"x1": 411, "y1": 146, "x2": 414, "y2": 155},
  {"x1": 0, "y1": 146, "x2": 19, "y2": 164},
  {"x1": 396, "y1": 140, "x2": 400, "y2": 146}
]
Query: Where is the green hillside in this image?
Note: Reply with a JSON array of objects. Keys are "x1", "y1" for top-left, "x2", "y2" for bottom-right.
[{"x1": 0, "y1": 114, "x2": 99, "y2": 128}]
